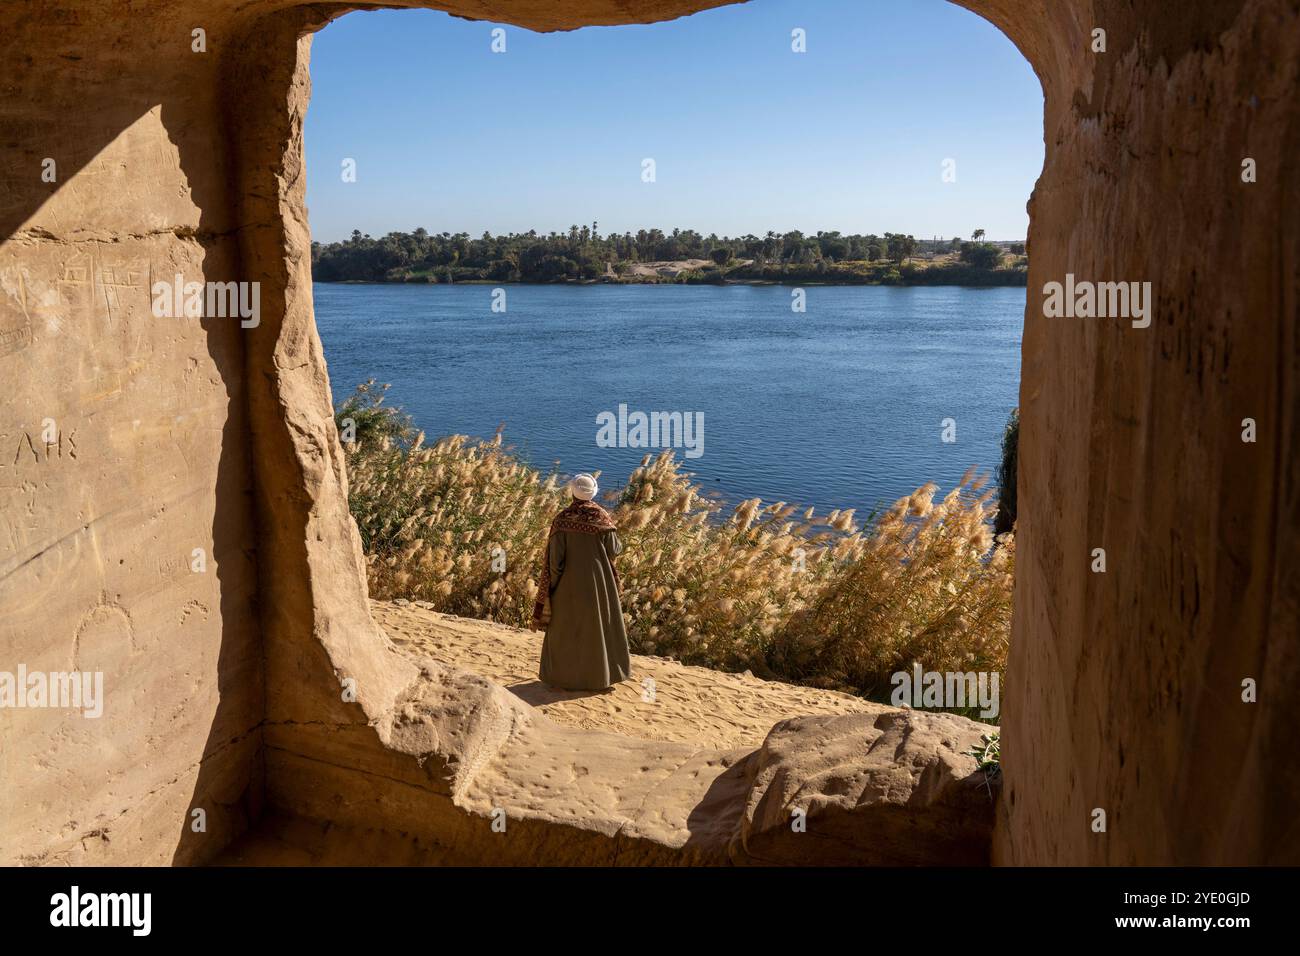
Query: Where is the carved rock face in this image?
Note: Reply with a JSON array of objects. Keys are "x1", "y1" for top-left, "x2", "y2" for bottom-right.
[{"x1": 1, "y1": 0, "x2": 1295, "y2": 867}]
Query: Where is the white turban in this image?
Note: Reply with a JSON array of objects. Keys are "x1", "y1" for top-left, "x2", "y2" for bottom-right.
[{"x1": 568, "y1": 473, "x2": 598, "y2": 501}]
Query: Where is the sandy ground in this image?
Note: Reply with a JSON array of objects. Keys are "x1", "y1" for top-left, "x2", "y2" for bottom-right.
[
  {"x1": 621, "y1": 258, "x2": 754, "y2": 278},
  {"x1": 372, "y1": 599, "x2": 877, "y2": 752}
]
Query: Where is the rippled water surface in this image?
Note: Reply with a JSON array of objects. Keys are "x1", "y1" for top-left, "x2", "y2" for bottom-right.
[{"x1": 315, "y1": 282, "x2": 1023, "y2": 515}]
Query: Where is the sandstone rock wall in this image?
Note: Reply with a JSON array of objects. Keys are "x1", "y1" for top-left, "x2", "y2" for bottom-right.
[
  {"x1": 1, "y1": 0, "x2": 1295, "y2": 866},
  {"x1": 0, "y1": 1, "x2": 267, "y2": 864},
  {"x1": 985, "y1": 0, "x2": 1300, "y2": 866}
]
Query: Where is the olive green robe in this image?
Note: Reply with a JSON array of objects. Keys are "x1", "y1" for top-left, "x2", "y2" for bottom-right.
[{"x1": 539, "y1": 527, "x2": 631, "y2": 690}]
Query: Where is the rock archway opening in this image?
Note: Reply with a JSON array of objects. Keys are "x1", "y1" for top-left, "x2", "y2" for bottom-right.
[{"x1": 298, "y1": 2, "x2": 1042, "y2": 747}]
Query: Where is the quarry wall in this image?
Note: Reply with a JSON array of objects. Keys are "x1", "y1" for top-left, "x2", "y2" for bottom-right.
[{"x1": 0, "y1": 0, "x2": 1295, "y2": 865}]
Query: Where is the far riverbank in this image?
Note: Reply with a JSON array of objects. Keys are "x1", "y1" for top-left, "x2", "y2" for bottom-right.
[{"x1": 319, "y1": 258, "x2": 1028, "y2": 288}]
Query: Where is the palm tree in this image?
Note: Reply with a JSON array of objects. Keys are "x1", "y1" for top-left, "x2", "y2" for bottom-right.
[{"x1": 972, "y1": 228, "x2": 986, "y2": 243}]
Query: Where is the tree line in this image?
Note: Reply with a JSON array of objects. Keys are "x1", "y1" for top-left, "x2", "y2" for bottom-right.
[{"x1": 311, "y1": 225, "x2": 1027, "y2": 284}]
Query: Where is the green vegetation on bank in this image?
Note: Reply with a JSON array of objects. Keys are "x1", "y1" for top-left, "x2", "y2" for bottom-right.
[
  {"x1": 994, "y1": 409, "x2": 1019, "y2": 536},
  {"x1": 312, "y1": 226, "x2": 1028, "y2": 286}
]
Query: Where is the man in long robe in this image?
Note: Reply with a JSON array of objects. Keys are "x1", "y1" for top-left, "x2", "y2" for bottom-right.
[{"x1": 532, "y1": 474, "x2": 631, "y2": 691}]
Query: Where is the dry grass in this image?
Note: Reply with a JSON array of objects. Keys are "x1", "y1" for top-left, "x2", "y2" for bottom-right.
[{"x1": 339, "y1": 382, "x2": 1013, "y2": 706}]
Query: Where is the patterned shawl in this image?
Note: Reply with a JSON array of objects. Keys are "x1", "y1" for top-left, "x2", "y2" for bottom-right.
[{"x1": 532, "y1": 499, "x2": 618, "y2": 625}]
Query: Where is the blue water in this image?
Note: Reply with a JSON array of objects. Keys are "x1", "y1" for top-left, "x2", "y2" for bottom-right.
[{"x1": 314, "y1": 283, "x2": 1023, "y2": 516}]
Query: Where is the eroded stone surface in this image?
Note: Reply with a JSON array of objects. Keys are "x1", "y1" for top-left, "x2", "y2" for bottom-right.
[
  {"x1": 735, "y1": 711, "x2": 996, "y2": 866},
  {"x1": 2, "y1": 0, "x2": 1296, "y2": 867},
  {"x1": 241, "y1": 611, "x2": 999, "y2": 866}
]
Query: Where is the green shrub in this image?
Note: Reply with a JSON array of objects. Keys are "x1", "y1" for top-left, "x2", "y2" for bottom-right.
[{"x1": 995, "y1": 408, "x2": 1019, "y2": 535}]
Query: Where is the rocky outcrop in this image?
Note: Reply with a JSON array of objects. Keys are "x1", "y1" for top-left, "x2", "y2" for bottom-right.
[
  {"x1": 1, "y1": 0, "x2": 1296, "y2": 866},
  {"x1": 235, "y1": 611, "x2": 998, "y2": 866},
  {"x1": 734, "y1": 712, "x2": 996, "y2": 866}
]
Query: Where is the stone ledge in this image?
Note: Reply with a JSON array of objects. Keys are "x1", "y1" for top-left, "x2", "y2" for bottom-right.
[{"x1": 245, "y1": 603, "x2": 997, "y2": 865}]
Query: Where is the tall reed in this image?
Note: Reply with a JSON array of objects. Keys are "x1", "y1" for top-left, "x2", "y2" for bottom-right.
[{"x1": 338, "y1": 382, "x2": 1013, "y2": 705}]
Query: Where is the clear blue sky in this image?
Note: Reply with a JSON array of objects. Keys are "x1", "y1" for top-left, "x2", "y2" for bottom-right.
[{"x1": 304, "y1": 0, "x2": 1043, "y2": 244}]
